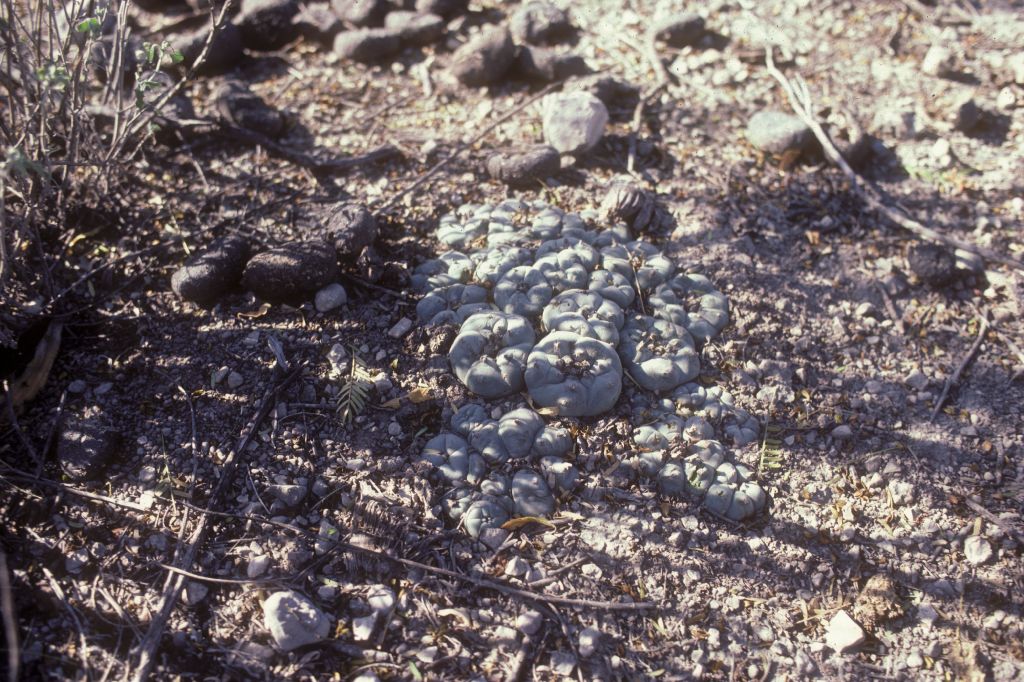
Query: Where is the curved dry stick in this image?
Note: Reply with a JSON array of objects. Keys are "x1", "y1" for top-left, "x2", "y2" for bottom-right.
[
  {"x1": 764, "y1": 48, "x2": 1024, "y2": 273},
  {"x1": 930, "y1": 314, "x2": 989, "y2": 422}
]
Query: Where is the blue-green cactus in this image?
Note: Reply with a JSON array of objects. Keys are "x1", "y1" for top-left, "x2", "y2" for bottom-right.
[
  {"x1": 525, "y1": 331, "x2": 622, "y2": 417},
  {"x1": 449, "y1": 312, "x2": 535, "y2": 398},
  {"x1": 413, "y1": 200, "x2": 771, "y2": 535},
  {"x1": 542, "y1": 289, "x2": 625, "y2": 346},
  {"x1": 618, "y1": 314, "x2": 700, "y2": 392},
  {"x1": 668, "y1": 383, "x2": 760, "y2": 446},
  {"x1": 649, "y1": 274, "x2": 730, "y2": 345},
  {"x1": 587, "y1": 268, "x2": 636, "y2": 309},
  {"x1": 463, "y1": 498, "x2": 512, "y2": 537},
  {"x1": 416, "y1": 283, "x2": 492, "y2": 324},
  {"x1": 473, "y1": 246, "x2": 534, "y2": 286},
  {"x1": 420, "y1": 433, "x2": 487, "y2": 486},
  {"x1": 493, "y1": 265, "x2": 554, "y2": 318},
  {"x1": 511, "y1": 469, "x2": 555, "y2": 517}
]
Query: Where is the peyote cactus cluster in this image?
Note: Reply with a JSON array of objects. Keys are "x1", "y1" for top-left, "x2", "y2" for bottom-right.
[{"x1": 414, "y1": 200, "x2": 767, "y2": 537}]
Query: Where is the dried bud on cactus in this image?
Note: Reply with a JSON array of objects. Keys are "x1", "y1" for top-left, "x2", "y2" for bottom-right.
[{"x1": 600, "y1": 179, "x2": 657, "y2": 232}]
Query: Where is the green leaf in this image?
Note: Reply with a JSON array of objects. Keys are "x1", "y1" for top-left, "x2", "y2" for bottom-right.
[{"x1": 76, "y1": 17, "x2": 100, "y2": 33}]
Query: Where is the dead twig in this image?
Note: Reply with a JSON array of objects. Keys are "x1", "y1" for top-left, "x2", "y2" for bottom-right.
[
  {"x1": 211, "y1": 121, "x2": 402, "y2": 173},
  {"x1": 627, "y1": 83, "x2": 666, "y2": 177},
  {"x1": 963, "y1": 498, "x2": 1024, "y2": 546},
  {"x1": 930, "y1": 314, "x2": 989, "y2": 422},
  {"x1": 0, "y1": 463, "x2": 153, "y2": 513},
  {"x1": 155, "y1": 562, "x2": 277, "y2": 585},
  {"x1": 177, "y1": 501, "x2": 656, "y2": 612},
  {"x1": 2, "y1": 379, "x2": 41, "y2": 469},
  {"x1": 127, "y1": 363, "x2": 303, "y2": 682},
  {"x1": 109, "y1": 0, "x2": 234, "y2": 163},
  {"x1": 375, "y1": 81, "x2": 563, "y2": 213},
  {"x1": 764, "y1": 48, "x2": 1024, "y2": 273},
  {"x1": 872, "y1": 282, "x2": 906, "y2": 336},
  {"x1": 340, "y1": 273, "x2": 416, "y2": 301}
]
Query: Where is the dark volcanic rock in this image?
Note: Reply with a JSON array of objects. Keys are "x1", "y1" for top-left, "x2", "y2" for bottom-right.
[
  {"x1": 168, "y1": 22, "x2": 243, "y2": 74},
  {"x1": 215, "y1": 81, "x2": 287, "y2": 138},
  {"x1": 512, "y1": 45, "x2": 589, "y2": 82},
  {"x1": 171, "y1": 235, "x2": 253, "y2": 305},
  {"x1": 954, "y1": 98, "x2": 983, "y2": 132},
  {"x1": 293, "y1": 2, "x2": 343, "y2": 43},
  {"x1": 650, "y1": 12, "x2": 705, "y2": 48},
  {"x1": 821, "y1": 109, "x2": 872, "y2": 171},
  {"x1": 331, "y1": 0, "x2": 388, "y2": 26},
  {"x1": 384, "y1": 11, "x2": 445, "y2": 46},
  {"x1": 415, "y1": 0, "x2": 467, "y2": 17},
  {"x1": 449, "y1": 25, "x2": 515, "y2": 87},
  {"x1": 908, "y1": 243, "x2": 958, "y2": 286},
  {"x1": 746, "y1": 110, "x2": 812, "y2": 155},
  {"x1": 58, "y1": 417, "x2": 122, "y2": 481},
  {"x1": 565, "y1": 74, "x2": 640, "y2": 116},
  {"x1": 333, "y1": 28, "x2": 403, "y2": 62},
  {"x1": 236, "y1": 0, "x2": 300, "y2": 50},
  {"x1": 486, "y1": 146, "x2": 561, "y2": 188},
  {"x1": 324, "y1": 203, "x2": 379, "y2": 260},
  {"x1": 243, "y1": 241, "x2": 341, "y2": 302},
  {"x1": 509, "y1": 2, "x2": 572, "y2": 45}
]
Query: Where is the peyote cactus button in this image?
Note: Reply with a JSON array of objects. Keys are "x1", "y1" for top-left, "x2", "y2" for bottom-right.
[
  {"x1": 473, "y1": 246, "x2": 534, "y2": 285},
  {"x1": 493, "y1": 265, "x2": 554, "y2": 318},
  {"x1": 416, "y1": 283, "x2": 491, "y2": 324},
  {"x1": 542, "y1": 289, "x2": 625, "y2": 346},
  {"x1": 587, "y1": 267, "x2": 636, "y2": 309},
  {"x1": 626, "y1": 240, "x2": 676, "y2": 291},
  {"x1": 534, "y1": 240, "x2": 601, "y2": 293},
  {"x1": 511, "y1": 468, "x2": 555, "y2": 517},
  {"x1": 463, "y1": 498, "x2": 512, "y2": 538},
  {"x1": 669, "y1": 383, "x2": 760, "y2": 447},
  {"x1": 618, "y1": 314, "x2": 700, "y2": 392},
  {"x1": 419, "y1": 433, "x2": 486, "y2": 486},
  {"x1": 411, "y1": 251, "x2": 475, "y2": 291},
  {"x1": 437, "y1": 213, "x2": 488, "y2": 250},
  {"x1": 524, "y1": 331, "x2": 622, "y2": 417},
  {"x1": 449, "y1": 311, "x2": 535, "y2": 398},
  {"x1": 649, "y1": 273, "x2": 730, "y2": 344}
]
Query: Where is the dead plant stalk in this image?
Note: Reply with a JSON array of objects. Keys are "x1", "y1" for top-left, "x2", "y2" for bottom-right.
[{"x1": 763, "y1": 47, "x2": 1024, "y2": 273}]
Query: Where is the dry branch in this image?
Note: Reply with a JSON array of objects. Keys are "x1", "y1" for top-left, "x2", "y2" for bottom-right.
[
  {"x1": 764, "y1": 48, "x2": 1024, "y2": 273},
  {"x1": 177, "y1": 502, "x2": 656, "y2": 613},
  {"x1": 930, "y1": 314, "x2": 989, "y2": 421}
]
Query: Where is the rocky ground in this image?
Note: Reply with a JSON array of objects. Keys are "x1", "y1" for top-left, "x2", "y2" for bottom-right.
[{"x1": 1, "y1": 0, "x2": 1023, "y2": 680}]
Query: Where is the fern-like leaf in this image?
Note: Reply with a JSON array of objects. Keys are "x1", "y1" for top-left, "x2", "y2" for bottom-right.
[{"x1": 337, "y1": 347, "x2": 373, "y2": 423}]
